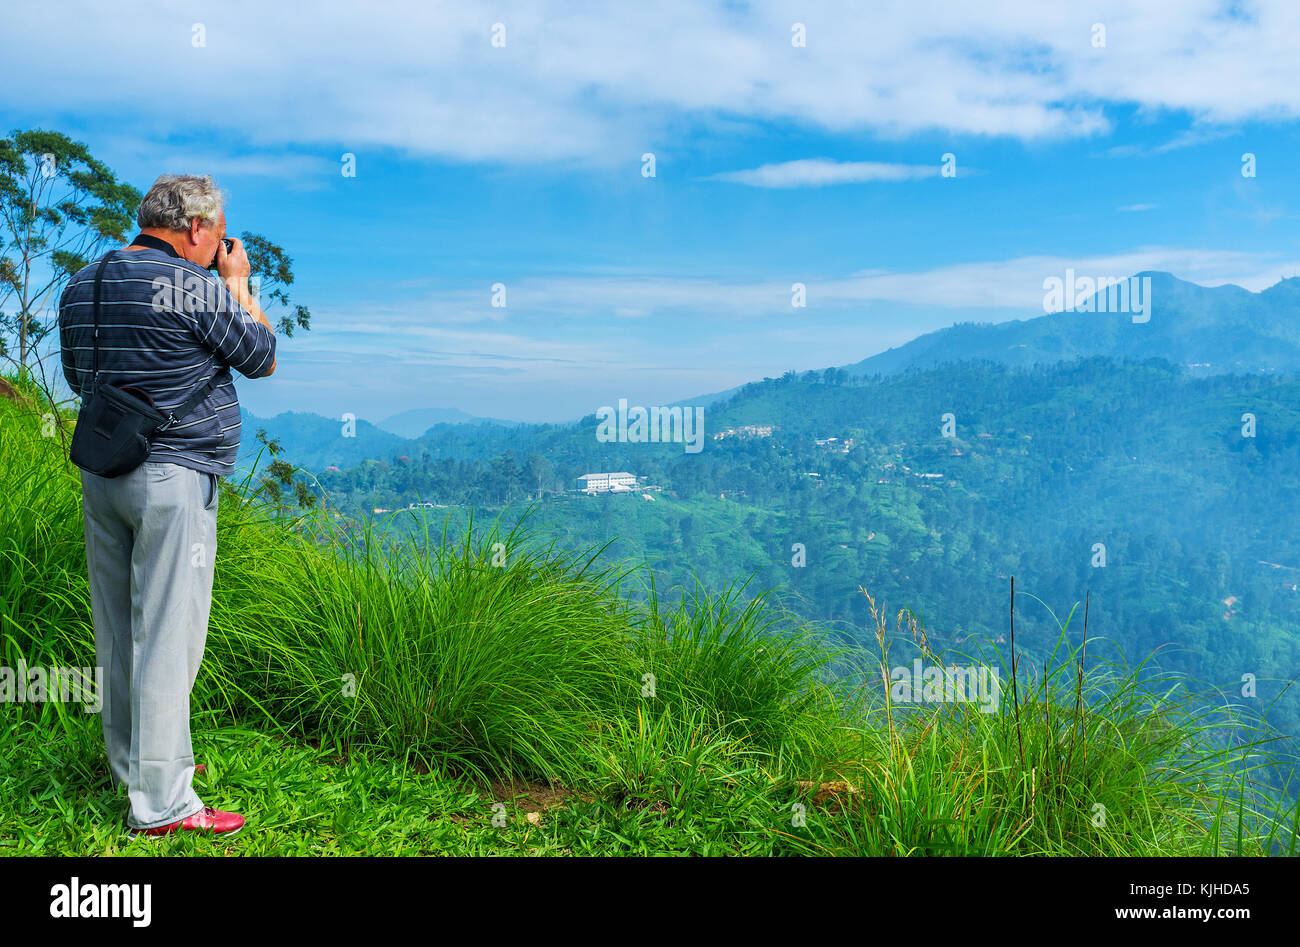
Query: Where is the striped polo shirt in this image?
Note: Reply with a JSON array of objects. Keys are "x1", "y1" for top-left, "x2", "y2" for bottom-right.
[{"x1": 58, "y1": 246, "x2": 276, "y2": 477}]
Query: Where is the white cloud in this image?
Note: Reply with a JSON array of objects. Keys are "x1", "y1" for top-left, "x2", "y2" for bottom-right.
[
  {"x1": 244, "y1": 247, "x2": 1300, "y2": 421},
  {"x1": 1104, "y1": 126, "x2": 1238, "y2": 158},
  {"x1": 4, "y1": 1, "x2": 1300, "y2": 165},
  {"x1": 298, "y1": 248, "x2": 1300, "y2": 335},
  {"x1": 705, "y1": 158, "x2": 940, "y2": 187}
]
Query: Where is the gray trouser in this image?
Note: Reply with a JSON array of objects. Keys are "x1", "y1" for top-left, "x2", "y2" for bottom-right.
[{"x1": 80, "y1": 461, "x2": 218, "y2": 829}]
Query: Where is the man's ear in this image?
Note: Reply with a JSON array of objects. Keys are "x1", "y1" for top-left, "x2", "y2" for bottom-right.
[{"x1": 189, "y1": 218, "x2": 204, "y2": 246}]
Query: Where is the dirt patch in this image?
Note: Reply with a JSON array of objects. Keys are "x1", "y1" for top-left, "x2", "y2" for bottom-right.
[
  {"x1": 0, "y1": 377, "x2": 27, "y2": 403},
  {"x1": 488, "y1": 778, "x2": 590, "y2": 812},
  {"x1": 0, "y1": 378, "x2": 70, "y2": 426},
  {"x1": 440, "y1": 778, "x2": 594, "y2": 826},
  {"x1": 795, "y1": 779, "x2": 867, "y2": 812}
]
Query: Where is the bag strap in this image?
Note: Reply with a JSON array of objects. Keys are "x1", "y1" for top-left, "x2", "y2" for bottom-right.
[
  {"x1": 90, "y1": 238, "x2": 228, "y2": 431},
  {"x1": 89, "y1": 250, "x2": 117, "y2": 396},
  {"x1": 157, "y1": 370, "x2": 223, "y2": 432}
]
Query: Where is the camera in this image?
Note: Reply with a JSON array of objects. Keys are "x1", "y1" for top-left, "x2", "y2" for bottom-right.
[{"x1": 207, "y1": 238, "x2": 235, "y2": 270}]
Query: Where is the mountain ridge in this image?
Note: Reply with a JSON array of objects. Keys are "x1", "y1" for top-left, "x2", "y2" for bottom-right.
[
  {"x1": 239, "y1": 270, "x2": 1300, "y2": 472},
  {"x1": 842, "y1": 271, "x2": 1300, "y2": 378},
  {"x1": 675, "y1": 271, "x2": 1300, "y2": 407}
]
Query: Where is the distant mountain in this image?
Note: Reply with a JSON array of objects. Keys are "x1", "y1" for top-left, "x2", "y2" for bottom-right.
[
  {"x1": 234, "y1": 407, "x2": 532, "y2": 475},
  {"x1": 242, "y1": 271, "x2": 1300, "y2": 474},
  {"x1": 844, "y1": 272, "x2": 1300, "y2": 378},
  {"x1": 377, "y1": 406, "x2": 520, "y2": 438},
  {"x1": 235, "y1": 409, "x2": 409, "y2": 473},
  {"x1": 670, "y1": 387, "x2": 741, "y2": 411}
]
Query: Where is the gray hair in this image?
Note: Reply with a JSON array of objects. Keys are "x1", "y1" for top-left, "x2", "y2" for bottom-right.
[{"x1": 136, "y1": 174, "x2": 225, "y2": 231}]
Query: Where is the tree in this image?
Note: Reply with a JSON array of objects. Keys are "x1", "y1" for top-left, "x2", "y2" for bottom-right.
[
  {"x1": 241, "y1": 232, "x2": 311, "y2": 337},
  {"x1": 527, "y1": 453, "x2": 555, "y2": 499},
  {"x1": 489, "y1": 451, "x2": 522, "y2": 504},
  {"x1": 251, "y1": 428, "x2": 317, "y2": 516},
  {"x1": 0, "y1": 129, "x2": 140, "y2": 375}
]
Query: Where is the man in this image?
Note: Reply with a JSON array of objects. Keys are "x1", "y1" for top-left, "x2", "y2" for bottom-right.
[{"x1": 58, "y1": 174, "x2": 277, "y2": 837}]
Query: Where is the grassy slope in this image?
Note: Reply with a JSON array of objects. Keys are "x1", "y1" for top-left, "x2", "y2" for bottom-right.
[{"x1": 0, "y1": 372, "x2": 1295, "y2": 856}]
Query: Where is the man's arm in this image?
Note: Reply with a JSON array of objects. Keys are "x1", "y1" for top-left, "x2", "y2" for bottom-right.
[
  {"x1": 213, "y1": 237, "x2": 277, "y2": 377},
  {"x1": 223, "y1": 278, "x2": 277, "y2": 376}
]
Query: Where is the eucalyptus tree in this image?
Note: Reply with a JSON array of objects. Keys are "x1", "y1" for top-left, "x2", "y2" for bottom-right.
[{"x1": 0, "y1": 129, "x2": 139, "y2": 375}]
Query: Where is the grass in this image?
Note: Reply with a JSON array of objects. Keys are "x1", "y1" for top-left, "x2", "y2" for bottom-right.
[{"x1": 0, "y1": 369, "x2": 1296, "y2": 856}]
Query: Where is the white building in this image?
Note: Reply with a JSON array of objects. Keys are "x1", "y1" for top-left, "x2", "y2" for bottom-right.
[{"x1": 578, "y1": 471, "x2": 638, "y2": 494}]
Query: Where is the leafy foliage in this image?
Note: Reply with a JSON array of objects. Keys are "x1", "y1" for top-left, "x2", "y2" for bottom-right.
[
  {"x1": 241, "y1": 232, "x2": 311, "y2": 338},
  {"x1": 0, "y1": 129, "x2": 140, "y2": 370}
]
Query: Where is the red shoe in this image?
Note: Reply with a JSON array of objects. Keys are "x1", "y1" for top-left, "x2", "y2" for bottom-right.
[{"x1": 132, "y1": 806, "x2": 244, "y2": 837}]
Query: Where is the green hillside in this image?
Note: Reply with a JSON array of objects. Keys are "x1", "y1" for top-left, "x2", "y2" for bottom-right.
[
  {"x1": 3, "y1": 370, "x2": 1298, "y2": 854},
  {"x1": 304, "y1": 358, "x2": 1300, "y2": 783}
]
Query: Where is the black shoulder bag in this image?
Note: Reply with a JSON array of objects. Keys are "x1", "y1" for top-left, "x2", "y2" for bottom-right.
[{"x1": 69, "y1": 236, "x2": 223, "y2": 478}]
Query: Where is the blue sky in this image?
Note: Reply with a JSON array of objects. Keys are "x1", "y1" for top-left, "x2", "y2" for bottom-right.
[{"x1": 5, "y1": 1, "x2": 1300, "y2": 422}]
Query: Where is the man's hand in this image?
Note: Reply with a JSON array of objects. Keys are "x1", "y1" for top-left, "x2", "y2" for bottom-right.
[
  {"x1": 215, "y1": 236, "x2": 252, "y2": 283},
  {"x1": 215, "y1": 235, "x2": 277, "y2": 375}
]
